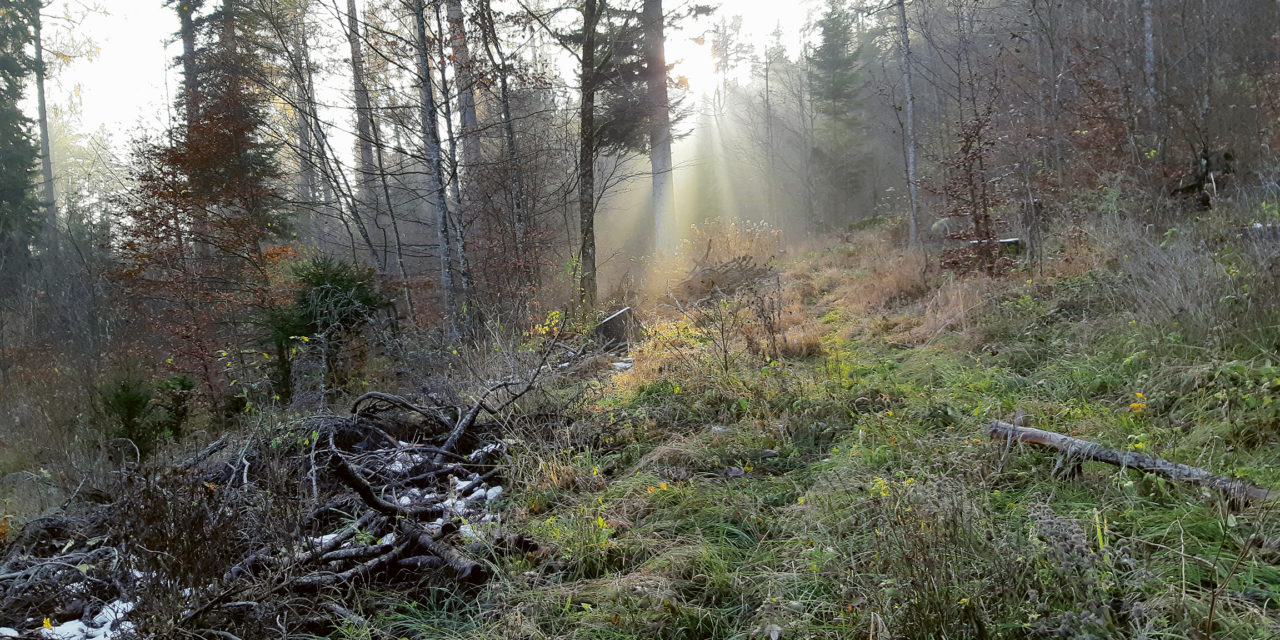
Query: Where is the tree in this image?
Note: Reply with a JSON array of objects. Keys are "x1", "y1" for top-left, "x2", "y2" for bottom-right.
[
  {"x1": 116, "y1": 0, "x2": 287, "y2": 408},
  {"x1": 577, "y1": 0, "x2": 601, "y2": 305},
  {"x1": 644, "y1": 0, "x2": 674, "y2": 252},
  {"x1": 806, "y1": 0, "x2": 874, "y2": 228},
  {"x1": 0, "y1": 0, "x2": 41, "y2": 296},
  {"x1": 896, "y1": 0, "x2": 918, "y2": 248}
]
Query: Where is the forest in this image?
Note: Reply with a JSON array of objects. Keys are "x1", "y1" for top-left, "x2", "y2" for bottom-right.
[{"x1": 3, "y1": 0, "x2": 1280, "y2": 637}]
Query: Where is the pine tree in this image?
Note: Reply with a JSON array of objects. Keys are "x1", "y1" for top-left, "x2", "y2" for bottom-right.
[
  {"x1": 806, "y1": 0, "x2": 873, "y2": 228},
  {"x1": 0, "y1": 0, "x2": 41, "y2": 294},
  {"x1": 116, "y1": 0, "x2": 286, "y2": 408}
]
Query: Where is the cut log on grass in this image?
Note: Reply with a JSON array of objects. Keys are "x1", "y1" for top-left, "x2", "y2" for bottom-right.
[{"x1": 988, "y1": 420, "x2": 1278, "y2": 503}]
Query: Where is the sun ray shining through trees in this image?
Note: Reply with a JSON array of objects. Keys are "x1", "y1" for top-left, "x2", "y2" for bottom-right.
[{"x1": 4, "y1": 0, "x2": 1280, "y2": 637}]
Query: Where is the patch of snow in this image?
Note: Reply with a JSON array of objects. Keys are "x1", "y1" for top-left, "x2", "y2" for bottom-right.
[
  {"x1": 611, "y1": 361, "x2": 633, "y2": 371},
  {"x1": 485, "y1": 485, "x2": 503, "y2": 501},
  {"x1": 385, "y1": 451, "x2": 423, "y2": 474},
  {"x1": 38, "y1": 600, "x2": 135, "y2": 640},
  {"x1": 468, "y1": 442, "x2": 504, "y2": 462},
  {"x1": 312, "y1": 532, "x2": 342, "y2": 546},
  {"x1": 0, "y1": 628, "x2": 19, "y2": 638},
  {"x1": 377, "y1": 532, "x2": 397, "y2": 546}
]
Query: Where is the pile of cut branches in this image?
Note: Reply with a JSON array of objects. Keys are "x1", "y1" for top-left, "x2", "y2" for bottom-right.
[
  {"x1": 0, "y1": 346, "x2": 558, "y2": 639},
  {"x1": 671, "y1": 255, "x2": 774, "y2": 303}
]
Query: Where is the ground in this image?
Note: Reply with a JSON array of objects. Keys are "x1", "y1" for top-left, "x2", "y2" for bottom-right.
[{"x1": 344, "y1": 217, "x2": 1280, "y2": 639}]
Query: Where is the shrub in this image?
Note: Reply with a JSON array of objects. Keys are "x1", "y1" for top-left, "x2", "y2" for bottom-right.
[{"x1": 100, "y1": 373, "x2": 195, "y2": 462}]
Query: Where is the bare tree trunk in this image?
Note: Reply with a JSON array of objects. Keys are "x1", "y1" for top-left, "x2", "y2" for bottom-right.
[
  {"x1": 897, "y1": 0, "x2": 920, "y2": 249},
  {"x1": 345, "y1": 0, "x2": 385, "y2": 272},
  {"x1": 444, "y1": 0, "x2": 481, "y2": 170},
  {"x1": 178, "y1": 1, "x2": 201, "y2": 130},
  {"x1": 414, "y1": 0, "x2": 457, "y2": 338},
  {"x1": 643, "y1": 0, "x2": 674, "y2": 254},
  {"x1": 32, "y1": 6, "x2": 55, "y2": 238},
  {"x1": 1141, "y1": 0, "x2": 1157, "y2": 133},
  {"x1": 578, "y1": 0, "x2": 600, "y2": 306},
  {"x1": 294, "y1": 10, "x2": 317, "y2": 206},
  {"x1": 763, "y1": 44, "x2": 775, "y2": 222},
  {"x1": 434, "y1": 2, "x2": 473, "y2": 326}
]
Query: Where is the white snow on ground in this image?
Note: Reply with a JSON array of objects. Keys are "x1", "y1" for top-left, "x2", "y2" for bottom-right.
[
  {"x1": 0, "y1": 628, "x2": 19, "y2": 637},
  {"x1": 37, "y1": 600, "x2": 135, "y2": 640}
]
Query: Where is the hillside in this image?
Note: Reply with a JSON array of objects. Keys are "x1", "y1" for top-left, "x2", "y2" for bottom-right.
[{"x1": 6, "y1": 211, "x2": 1280, "y2": 639}]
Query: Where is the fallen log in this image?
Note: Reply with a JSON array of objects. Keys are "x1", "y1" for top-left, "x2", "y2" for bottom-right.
[{"x1": 988, "y1": 420, "x2": 1278, "y2": 503}]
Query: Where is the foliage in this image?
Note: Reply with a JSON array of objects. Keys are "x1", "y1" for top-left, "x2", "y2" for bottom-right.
[
  {"x1": 100, "y1": 373, "x2": 193, "y2": 461},
  {"x1": 0, "y1": 0, "x2": 41, "y2": 294}
]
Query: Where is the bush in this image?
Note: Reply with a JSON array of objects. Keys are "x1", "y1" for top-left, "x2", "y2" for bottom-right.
[
  {"x1": 259, "y1": 258, "x2": 388, "y2": 402},
  {"x1": 100, "y1": 373, "x2": 195, "y2": 462}
]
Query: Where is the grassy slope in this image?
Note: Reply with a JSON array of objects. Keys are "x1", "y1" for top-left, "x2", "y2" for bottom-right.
[{"x1": 358, "y1": 223, "x2": 1280, "y2": 639}]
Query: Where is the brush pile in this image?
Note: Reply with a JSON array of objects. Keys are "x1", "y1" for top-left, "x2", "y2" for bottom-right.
[
  {"x1": 672, "y1": 255, "x2": 774, "y2": 303},
  {"x1": 0, "y1": 362, "x2": 553, "y2": 639}
]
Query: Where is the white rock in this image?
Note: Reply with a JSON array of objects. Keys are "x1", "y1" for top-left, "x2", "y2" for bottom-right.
[{"x1": 486, "y1": 485, "x2": 504, "y2": 501}]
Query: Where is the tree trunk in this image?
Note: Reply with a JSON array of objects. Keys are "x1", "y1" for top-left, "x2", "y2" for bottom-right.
[
  {"x1": 578, "y1": 0, "x2": 600, "y2": 306},
  {"x1": 897, "y1": 0, "x2": 920, "y2": 249},
  {"x1": 1141, "y1": 0, "x2": 1157, "y2": 133},
  {"x1": 433, "y1": 2, "x2": 473, "y2": 327},
  {"x1": 414, "y1": 0, "x2": 457, "y2": 339},
  {"x1": 32, "y1": 6, "x2": 55, "y2": 237},
  {"x1": 345, "y1": 0, "x2": 385, "y2": 273},
  {"x1": 178, "y1": 1, "x2": 201, "y2": 129},
  {"x1": 294, "y1": 9, "x2": 316, "y2": 206},
  {"x1": 444, "y1": 0, "x2": 481, "y2": 171},
  {"x1": 643, "y1": 0, "x2": 673, "y2": 255}
]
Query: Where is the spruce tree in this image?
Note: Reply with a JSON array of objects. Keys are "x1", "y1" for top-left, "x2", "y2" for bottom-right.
[{"x1": 0, "y1": 0, "x2": 41, "y2": 294}]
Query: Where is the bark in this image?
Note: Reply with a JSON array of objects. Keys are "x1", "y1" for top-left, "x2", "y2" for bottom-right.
[
  {"x1": 178, "y1": 1, "x2": 201, "y2": 128},
  {"x1": 1141, "y1": 0, "x2": 1156, "y2": 131},
  {"x1": 897, "y1": 0, "x2": 920, "y2": 249},
  {"x1": 444, "y1": 0, "x2": 481, "y2": 170},
  {"x1": 434, "y1": 2, "x2": 473, "y2": 324},
  {"x1": 989, "y1": 421, "x2": 1277, "y2": 503},
  {"x1": 345, "y1": 0, "x2": 385, "y2": 272},
  {"x1": 414, "y1": 0, "x2": 458, "y2": 338},
  {"x1": 578, "y1": 0, "x2": 600, "y2": 306},
  {"x1": 294, "y1": 11, "x2": 316, "y2": 205},
  {"x1": 32, "y1": 6, "x2": 55, "y2": 236},
  {"x1": 643, "y1": 0, "x2": 674, "y2": 254}
]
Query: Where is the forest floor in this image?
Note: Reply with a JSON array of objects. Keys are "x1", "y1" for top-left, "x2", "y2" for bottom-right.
[
  {"x1": 346, "y1": 216, "x2": 1280, "y2": 639},
  {"x1": 5, "y1": 213, "x2": 1280, "y2": 639}
]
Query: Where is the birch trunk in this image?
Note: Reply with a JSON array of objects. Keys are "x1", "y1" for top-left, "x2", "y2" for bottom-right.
[{"x1": 414, "y1": 0, "x2": 457, "y2": 337}]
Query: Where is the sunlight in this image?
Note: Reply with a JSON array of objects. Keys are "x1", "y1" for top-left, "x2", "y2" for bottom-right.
[{"x1": 666, "y1": 31, "x2": 718, "y2": 100}]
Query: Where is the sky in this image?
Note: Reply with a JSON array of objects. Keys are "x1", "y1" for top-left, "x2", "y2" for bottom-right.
[{"x1": 44, "y1": 0, "x2": 820, "y2": 142}]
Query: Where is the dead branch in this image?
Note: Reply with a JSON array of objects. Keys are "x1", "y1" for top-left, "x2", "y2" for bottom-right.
[{"x1": 989, "y1": 420, "x2": 1278, "y2": 502}]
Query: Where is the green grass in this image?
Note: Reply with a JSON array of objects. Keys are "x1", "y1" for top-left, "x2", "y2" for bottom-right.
[{"x1": 359, "y1": 220, "x2": 1280, "y2": 639}]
